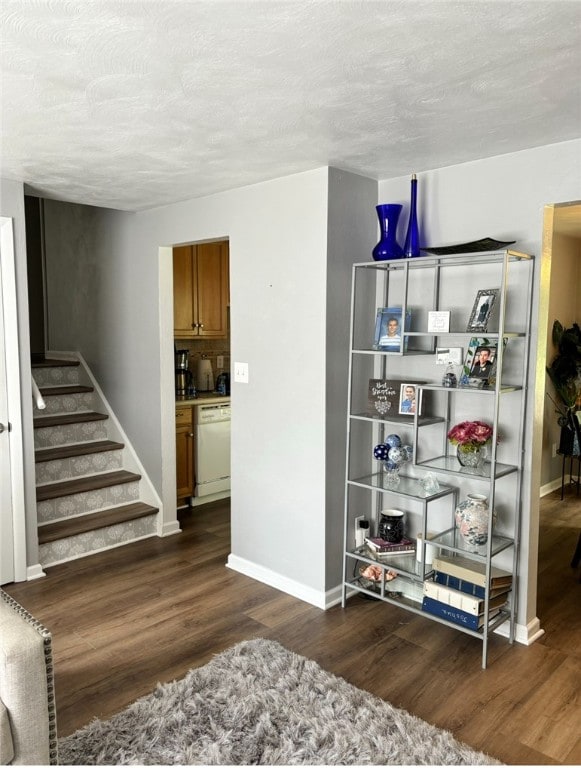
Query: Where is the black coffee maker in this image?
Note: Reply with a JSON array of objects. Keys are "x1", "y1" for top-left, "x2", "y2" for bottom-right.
[{"x1": 175, "y1": 348, "x2": 195, "y2": 398}]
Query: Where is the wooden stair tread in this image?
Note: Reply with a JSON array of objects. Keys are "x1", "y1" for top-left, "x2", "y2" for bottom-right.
[
  {"x1": 36, "y1": 470, "x2": 141, "y2": 501},
  {"x1": 34, "y1": 411, "x2": 108, "y2": 428},
  {"x1": 38, "y1": 502, "x2": 157, "y2": 544},
  {"x1": 35, "y1": 440, "x2": 124, "y2": 463},
  {"x1": 32, "y1": 358, "x2": 80, "y2": 368},
  {"x1": 39, "y1": 385, "x2": 94, "y2": 396}
]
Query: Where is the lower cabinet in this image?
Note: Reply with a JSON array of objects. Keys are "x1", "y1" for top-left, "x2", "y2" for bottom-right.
[{"x1": 176, "y1": 406, "x2": 194, "y2": 505}]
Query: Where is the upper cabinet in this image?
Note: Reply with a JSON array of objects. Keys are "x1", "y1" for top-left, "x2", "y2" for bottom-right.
[{"x1": 173, "y1": 241, "x2": 229, "y2": 339}]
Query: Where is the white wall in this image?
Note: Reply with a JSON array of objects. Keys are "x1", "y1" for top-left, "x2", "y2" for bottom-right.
[{"x1": 379, "y1": 138, "x2": 581, "y2": 635}]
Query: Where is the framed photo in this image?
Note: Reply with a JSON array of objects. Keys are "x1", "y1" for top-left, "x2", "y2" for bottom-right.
[
  {"x1": 466, "y1": 289, "x2": 499, "y2": 332},
  {"x1": 373, "y1": 307, "x2": 411, "y2": 351},
  {"x1": 460, "y1": 338, "x2": 500, "y2": 386},
  {"x1": 398, "y1": 382, "x2": 422, "y2": 416}
]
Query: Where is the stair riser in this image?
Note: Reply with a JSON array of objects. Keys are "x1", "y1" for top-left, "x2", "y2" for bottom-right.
[
  {"x1": 38, "y1": 481, "x2": 141, "y2": 523},
  {"x1": 35, "y1": 421, "x2": 108, "y2": 449},
  {"x1": 36, "y1": 392, "x2": 96, "y2": 416},
  {"x1": 39, "y1": 516, "x2": 157, "y2": 568},
  {"x1": 33, "y1": 366, "x2": 81, "y2": 387},
  {"x1": 36, "y1": 450, "x2": 124, "y2": 485}
]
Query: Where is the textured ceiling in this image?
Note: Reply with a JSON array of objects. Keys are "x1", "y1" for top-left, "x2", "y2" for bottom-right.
[{"x1": 1, "y1": 0, "x2": 580, "y2": 212}]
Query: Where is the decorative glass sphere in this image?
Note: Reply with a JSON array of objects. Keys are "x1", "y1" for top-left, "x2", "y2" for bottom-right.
[
  {"x1": 384, "y1": 459, "x2": 399, "y2": 470},
  {"x1": 388, "y1": 446, "x2": 406, "y2": 465},
  {"x1": 385, "y1": 434, "x2": 402, "y2": 448},
  {"x1": 403, "y1": 444, "x2": 413, "y2": 461},
  {"x1": 373, "y1": 443, "x2": 389, "y2": 460}
]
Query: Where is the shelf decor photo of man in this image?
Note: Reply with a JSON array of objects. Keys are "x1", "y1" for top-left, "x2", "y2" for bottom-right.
[
  {"x1": 379, "y1": 315, "x2": 401, "y2": 348},
  {"x1": 470, "y1": 346, "x2": 495, "y2": 380}
]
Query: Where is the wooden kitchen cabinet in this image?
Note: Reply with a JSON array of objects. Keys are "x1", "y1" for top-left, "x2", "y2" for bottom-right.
[
  {"x1": 176, "y1": 406, "x2": 194, "y2": 505},
  {"x1": 173, "y1": 241, "x2": 229, "y2": 338}
]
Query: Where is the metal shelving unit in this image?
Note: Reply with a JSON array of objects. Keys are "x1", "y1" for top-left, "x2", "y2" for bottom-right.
[{"x1": 341, "y1": 249, "x2": 534, "y2": 668}]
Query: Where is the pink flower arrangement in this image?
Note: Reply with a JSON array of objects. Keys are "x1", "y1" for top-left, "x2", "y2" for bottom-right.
[{"x1": 447, "y1": 420, "x2": 494, "y2": 447}]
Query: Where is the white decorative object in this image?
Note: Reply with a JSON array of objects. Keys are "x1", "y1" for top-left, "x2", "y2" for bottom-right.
[{"x1": 428, "y1": 311, "x2": 450, "y2": 333}]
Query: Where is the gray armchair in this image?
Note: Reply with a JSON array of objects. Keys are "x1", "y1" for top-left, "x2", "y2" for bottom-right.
[{"x1": 0, "y1": 589, "x2": 58, "y2": 765}]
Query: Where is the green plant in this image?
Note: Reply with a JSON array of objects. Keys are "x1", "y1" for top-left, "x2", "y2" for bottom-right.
[{"x1": 546, "y1": 320, "x2": 581, "y2": 419}]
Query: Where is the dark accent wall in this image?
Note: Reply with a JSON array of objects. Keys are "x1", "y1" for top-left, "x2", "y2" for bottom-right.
[{"x1": 24, "y1": 195, "x2": 45, "y2": 360}]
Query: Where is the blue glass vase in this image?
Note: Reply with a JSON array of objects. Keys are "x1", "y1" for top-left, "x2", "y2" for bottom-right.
[
  {"x1": 372, "y1": 204, "x2": 404, "y2": 261},
  {"x1": 403, "y1": 173, "x2": 421, "y2": 258}
]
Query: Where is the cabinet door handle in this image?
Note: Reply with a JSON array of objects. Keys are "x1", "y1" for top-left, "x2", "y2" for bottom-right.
[
  {"x1": 199, "y1": 323, "x2": 204, "y2": 329},
  {"x1": 189, "y1": 432, "x2": 194, "y2": 438}
]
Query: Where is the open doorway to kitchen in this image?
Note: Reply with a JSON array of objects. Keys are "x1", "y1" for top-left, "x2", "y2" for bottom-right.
[{"x1": 163, "y1": 239, "x2": 231, "y2": 522}]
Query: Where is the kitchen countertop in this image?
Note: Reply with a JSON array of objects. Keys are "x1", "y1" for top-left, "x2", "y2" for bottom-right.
[{"x1": 176, "y1": 393, "x2": 231, "y2": 407}]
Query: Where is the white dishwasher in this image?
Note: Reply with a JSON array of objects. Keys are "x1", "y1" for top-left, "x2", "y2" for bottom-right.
[{"x1": 195, "y1": 403, "x2": 231, "y2": 497}]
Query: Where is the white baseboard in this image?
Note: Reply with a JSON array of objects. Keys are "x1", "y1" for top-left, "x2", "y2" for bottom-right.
[
  {"x1": 26, "y1": 563, "x2": 46, "y2": 580},
  {"x1": 540, "y1": 477, "x2": 568, "y2": 497},
  {"x1": 494, "y1": 615, "x2": 545, "y2": 645},
  {"x1": 159, "y1": 520, "x2": 181, "y2": 537},
  {"x1": 227, "y1": 554, "x2": 327, "y2": 609}
]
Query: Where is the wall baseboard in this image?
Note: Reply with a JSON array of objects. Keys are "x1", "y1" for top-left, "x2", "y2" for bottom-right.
[
  {"x1": 227, "y1": 554, "x2": 327, "y2": 609},
  {"x1": 494, "y1": 615, "x2": 545, "y2": 645},
  {"x1": 540, "y1": 476, "x2": 568, "y2": 497},
  {"x1": 26, "y1": 563, "x2": 46, "y2": 581}
]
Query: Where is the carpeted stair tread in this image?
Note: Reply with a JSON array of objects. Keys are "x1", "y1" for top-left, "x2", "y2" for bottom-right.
[
  {"x1": 31, "y1": 358, "x2": 80, "y2": 368},
  {"x1": 36, "y1": 470, "x2": 141, "y2": 501},
  {"x1": 35, "y1": 440, "x2": 124, "y2": 463},
  {"x1": 39, "y1": 384, "x2": 94, "y2": 396},
  {"x1": 38, "y1": 502, "x2": 158, "y2": 544},
  {"x1": 33, "y1": 411, "x2": 108, "y2": 428}
]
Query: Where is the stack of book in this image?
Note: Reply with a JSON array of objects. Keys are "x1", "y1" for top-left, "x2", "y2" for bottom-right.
[
  {"x1": 364, "y1": 536, "x2": 416, "y2": 561},
  {"x1": 421, "y1": 554, "x2": 512, "y2": 631}
]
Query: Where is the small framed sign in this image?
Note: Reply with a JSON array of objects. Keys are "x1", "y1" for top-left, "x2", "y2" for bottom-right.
[
  {"x1": 466, "y1": 289, "x2": 499, "y2": 332},
  {"x1": 428, "y1": 311, "x2": 450, "y2": 333},
  {"x1": 367, "y1": 379, "x2": 400, "y2": 417}
]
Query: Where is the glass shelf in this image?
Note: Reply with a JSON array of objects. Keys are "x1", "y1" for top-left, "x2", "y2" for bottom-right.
[
  {"x1": 429, "y1": 526, "x2": 515, "y2": 558},
  {"x1": 347, "y1": 471, "x2": 456, "y2": 500},
  {"x1": 352, "y1": 249, "x2": 531, "y2": 271},
  {"x1": 415, "y1": 456, "x2": 518, "y2": 479},
  {"x1": 350, "y1": 412, "x2": 445, "y2": 427},
  {"x1": 418, "y1": 384, "x2": 524, "y2": 394},
  {"x1": 347, "y1": 548, "x2": 428, "y2": 582}
]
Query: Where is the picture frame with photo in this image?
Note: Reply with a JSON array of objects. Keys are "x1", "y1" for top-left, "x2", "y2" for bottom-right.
[
  {"x1": 466, "y1": 288, "x2": 499, "y2": 332},
  {"x1": 373, "y1": 307, "x2": 411, "y2": 351},
  {"x1": 398, "y1": 382, "x2": 423, "y2": 416},
  {"x1": 460, "y1": 338, "x2": 502, "y2": 387}
]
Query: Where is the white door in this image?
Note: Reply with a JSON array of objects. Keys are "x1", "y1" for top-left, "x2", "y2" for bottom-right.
[
  {"x1": 0, "y1": 248, "x2": 13, "y2": 583},
  {"x1": 0, "y1": 217, "x2": 26, "y2": 585}
]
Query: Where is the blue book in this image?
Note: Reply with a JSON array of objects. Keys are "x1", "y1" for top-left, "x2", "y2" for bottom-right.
[
  {"x1": 434, "y1": 571, "x2": 486, "y2": 598},
  {"x1": 421, "y1": 596, "x2": 500, "y2": 630},
  {"x1": 433, "y1": 571, "x2": 510, "y2": 600}
]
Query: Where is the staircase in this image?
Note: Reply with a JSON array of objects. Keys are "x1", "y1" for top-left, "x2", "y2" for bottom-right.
[{"x1": 32, "y1": 355, "x2": 160, "y2": 568}]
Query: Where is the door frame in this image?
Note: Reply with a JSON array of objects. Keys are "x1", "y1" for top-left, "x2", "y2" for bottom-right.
[{"x1": 0, "y1": 216, "x2": 27, "y2": 583}]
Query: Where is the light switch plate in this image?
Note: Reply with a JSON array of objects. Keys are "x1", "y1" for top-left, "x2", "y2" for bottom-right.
[{"x1": 234, "y1": 362, "x2": 249, "y2": 383}]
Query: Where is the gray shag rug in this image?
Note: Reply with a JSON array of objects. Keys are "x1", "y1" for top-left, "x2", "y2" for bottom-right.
[{"x1": 59, "y1": 638, "x2": 499, "y2": 765}]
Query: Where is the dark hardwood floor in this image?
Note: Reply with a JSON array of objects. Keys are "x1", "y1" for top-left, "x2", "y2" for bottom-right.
[{"x1": 4, "y1": 487, "x2": 580, "y2": 765}]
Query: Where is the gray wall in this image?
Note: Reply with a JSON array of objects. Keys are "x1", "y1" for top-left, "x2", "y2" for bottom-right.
[{"x1": 325, "y1": 169, "x2": 377, "y2": 590}]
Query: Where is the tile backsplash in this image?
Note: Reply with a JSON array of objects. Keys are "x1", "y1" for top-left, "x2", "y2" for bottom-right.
[{"x1": 174, "y1": 337, "x2": 230, "y2": 380}]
